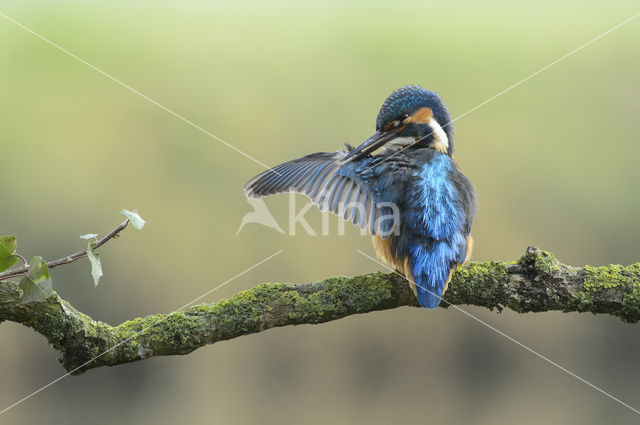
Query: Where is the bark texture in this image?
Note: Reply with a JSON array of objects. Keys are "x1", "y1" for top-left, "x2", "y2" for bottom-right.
[{"x1": 1, "y1": 246, "x2": 639, "y2": 374}]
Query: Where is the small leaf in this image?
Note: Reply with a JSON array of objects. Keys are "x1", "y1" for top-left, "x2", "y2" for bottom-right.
[
  {"x1": 0, "y1": 236, "x2": 17, "y2": 257},
  {"x1": 0, "y1": 255, "x2": 18, "y2": 273},
  {"x1": 19, "y1": 276, "x2": 53, "y2": 304},
  {"x1": 27, "y1": 256, "x2": 51, "y2": 284},
  {"x1": 120, "y1": 209, "x2": 146, "y2": 230},
  {"x1": 0, "y1": 236, "x2": 19, "y2": 272},
  {"x1": 79, "y1": 233, "x2": 99, "y2": 240},
  {"x1": 87, "y1": 243, "x2": 103, "y2": 287},
  {"x1": 17, "y1": 257, "x2": 53, "y2": 303}
]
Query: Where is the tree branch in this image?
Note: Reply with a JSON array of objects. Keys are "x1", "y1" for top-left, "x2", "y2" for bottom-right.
[
  {"x1": 1, "y1": 246, "x2": 639, "y2": 374},
  {"x1": 0, "y1": 219, "x2": 130, "y2": 281}
]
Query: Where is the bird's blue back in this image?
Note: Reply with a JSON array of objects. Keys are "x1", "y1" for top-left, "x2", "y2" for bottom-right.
[{"x1": 360, "y1": 149, "x2": 474, "y2": 307}]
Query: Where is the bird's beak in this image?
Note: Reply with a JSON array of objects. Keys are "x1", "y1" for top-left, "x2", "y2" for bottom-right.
[{"x1": 341, "y1": 127, "x2": 404, "y2": 163}]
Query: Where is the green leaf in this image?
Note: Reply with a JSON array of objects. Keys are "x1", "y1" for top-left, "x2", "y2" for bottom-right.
[
  {"x1": 87, "y1": 243, "x2": 103, "y2": 287},
  {"x1": 27, "y1": 256, "x2": 51, "y2": 283},
  {"x1": 0, "y1": 236, "x2": 19, "y2": 273},
  {"x1": 18, "y1": 257, "x2": 53, "y2": 303},
  {"x1": 0, "y1": 236, "x2": 17, "y2": 257},
  {"x1": 79, "y1": 233, "x2": 98, "y2": 240},
  {"x1": 0, "y1": 255, "x2": 18, "y2": 273},
  {"x1": 19, "y1": 276, "x2": 53, "y2": 304},
  {"x1": 120, "y1": 209, "x2": 146, "y2": 230}
]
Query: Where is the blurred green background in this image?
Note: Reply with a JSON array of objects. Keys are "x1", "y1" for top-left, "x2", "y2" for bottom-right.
[{"x1": 1, "y1": 0, "x2": 640, "y2": 423}]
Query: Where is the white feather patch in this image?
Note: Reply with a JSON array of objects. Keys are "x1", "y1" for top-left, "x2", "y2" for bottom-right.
[{"x1": 430, "y1": 118, "x2": 449, "y2": 152}]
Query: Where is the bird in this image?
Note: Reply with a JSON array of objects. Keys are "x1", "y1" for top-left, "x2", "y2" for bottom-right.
[{"x1": 243, "y1": 85, "x2": 477, "y2": 308}]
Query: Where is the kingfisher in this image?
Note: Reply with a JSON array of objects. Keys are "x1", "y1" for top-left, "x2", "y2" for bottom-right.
[{"x1": 243, "y1": 86, "x2": 477, "y2": 308}]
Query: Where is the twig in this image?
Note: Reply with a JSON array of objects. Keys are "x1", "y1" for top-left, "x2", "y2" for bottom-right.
[
  {"x1": 14, "y1": 253, "x2": 28, "y2": 268},
  {"x1": 4, "y1": 273, "x2": 28, "y2": 280},
  {"x1": 0, "y1": 219, "x2": 129, "y2": 281}
]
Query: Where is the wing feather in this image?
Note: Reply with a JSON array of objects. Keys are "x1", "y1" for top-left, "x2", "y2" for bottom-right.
[
  {"x1": 243, "y1": 152, "x2": 392, "y2": 237},
  {"x1": 329, "y1": 177, "x2": 348, "y2": 213},
  {"x1": 336, "y1": 180, "x2": 355, "y2": 216}
]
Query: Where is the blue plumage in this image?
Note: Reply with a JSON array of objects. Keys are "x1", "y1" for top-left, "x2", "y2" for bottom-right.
[
  {"x1": 407, "y1": 153, "x2": 468, "y2": 308},
  {"x1": 244, "y1": 86, "x2": 477, "y2": 309},
  {"x1": 418, "y1": 153, "x2": 462, "y2": 240}
]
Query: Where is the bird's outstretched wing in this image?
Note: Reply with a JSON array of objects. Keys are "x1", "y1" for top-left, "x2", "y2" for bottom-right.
[{"x1": 243, "y1": 151, "x2": 397, "y2": 237}]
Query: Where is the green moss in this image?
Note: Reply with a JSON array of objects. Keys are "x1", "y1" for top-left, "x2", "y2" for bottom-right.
[
  {"x1": 622, "y1": 284, "x2": 640, "y2": 323},
  {"x1": 36, "y1": 309, "x2": 67, "y2": 346},
  {"x1": 325, "y1": 273, "x2": 393, "y2": 307},
  {"x1": 214, "y1": 284, "x2": 278, "y2": 333},
  {"x1": 573, "y1": 263, "x2": 640, "y2": 322},
  {"x1": 447, "y1": 262, "x2": 509, "y2": 310},
  {"x1": 117, "y1": 315, "x2": 159, "y2": 337},
  {"x1": 535, "y1": 251, "x2": 560, "y2": 276},
  {"x1": 288, "y1": 290, "x2": 323, "y2": 322},
  {"x1": 517, "y1": 248, "x2": 560, "y2": 276},
  {"x1": 545, "y1": 287, "x2": 561, "y2": 308},
  {"x1": 583, "y1": 264, "x2": 636, "y2": 290},
  {"x1": 110, "y1": 311, "x2": 206, "y2": 356},
  {"x1": 573, "y1": 290, "x2": 594, "y2": 312},
  {"x1": 285, "y1": 273, "x2": 394, "y2": 322}
]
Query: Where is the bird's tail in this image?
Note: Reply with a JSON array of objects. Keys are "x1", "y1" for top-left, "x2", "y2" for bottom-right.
[
  {"x1": 410, "y1": 257, "x2": 454, "y2": 309},
  {"x1": 415, "y1": 277, "x2": 444, "y2": 309}
]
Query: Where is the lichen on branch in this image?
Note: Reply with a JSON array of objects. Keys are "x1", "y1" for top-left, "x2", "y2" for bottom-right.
[{"x1": 1, "y1": 246, "x2": 639, "y2": 374}]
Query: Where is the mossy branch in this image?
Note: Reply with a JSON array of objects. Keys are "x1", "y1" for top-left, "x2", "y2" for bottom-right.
[{"x1": 1, "y1": 246, "x2": 639, "y2": 374}]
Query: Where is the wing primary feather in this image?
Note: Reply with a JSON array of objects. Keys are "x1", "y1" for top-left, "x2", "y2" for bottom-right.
[
  {"x1": 248, "y1": 165, "x2": 293, "y2": 195},
  {"x1": 316, "y1": 175, "x2": 339, "y2": 210},
  {"x1": 337, "y1": 180, "x2": 355, "y2": 217},
  {"x1": 309, "y1": 164, "x2": 338, "y2": 199},
  {"x1": 261, "y1": 162, "x2": 308, "y2": 193},
  {"x1": 245, "y1": 154, "x2": 339, "y2": 197},
  {"x1": 284, "y1": 160, "x2": 320, "y2": 190},
  {"x1": 346, "y1": 186, "x2": 362, "y2": 222},
  {"x1": 329, "y1": 177, "x2": 348, "y2": 213},
  {"x1": 344, "y1": 186, "x2": 358, "y2": 222},
  {"x1": 370, "y1": 201, "x2": 378, "y2": 234},
  {"x1": 353, "y1": 189, "x2": 367, "y2": 228},
  {"x1": 303, "y1": 161, "x2": 335, "y2": 194},
  {"x1": 255, "y1": 161, "x2": 298, "y2": 186},
  {"x1": 322, "y1": 176, "x2": 342, "y2": 211},
  {"x1": 361, "y1": 196, "x2": 373, "y2": 230},
  {"x1": 244, "y1": 169, "x2": 276, "y2": 196},
  {"x1": 293, "y1": 161, "x2": 325, "y2": 191},
  {"x1": 297, "y1": 162, "x2": 330, "y2": 191}
]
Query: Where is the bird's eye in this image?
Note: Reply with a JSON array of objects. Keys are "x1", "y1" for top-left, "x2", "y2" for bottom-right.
[
  {"x1": 402, "y1": 113, "x2": 410, "y2": 120},
  {"x1": 384, "y1": 120, "x2": 403, "y2": 131}
]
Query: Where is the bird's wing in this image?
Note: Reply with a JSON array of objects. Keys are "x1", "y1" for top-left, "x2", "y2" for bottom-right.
[{"x1": 243, "y1": 152, "x2": 397, "y2": 237}]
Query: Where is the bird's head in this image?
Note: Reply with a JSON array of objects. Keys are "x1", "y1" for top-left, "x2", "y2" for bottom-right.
[{"x1": 342, "y1": 86, "x2": 454, "y2": 162}]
